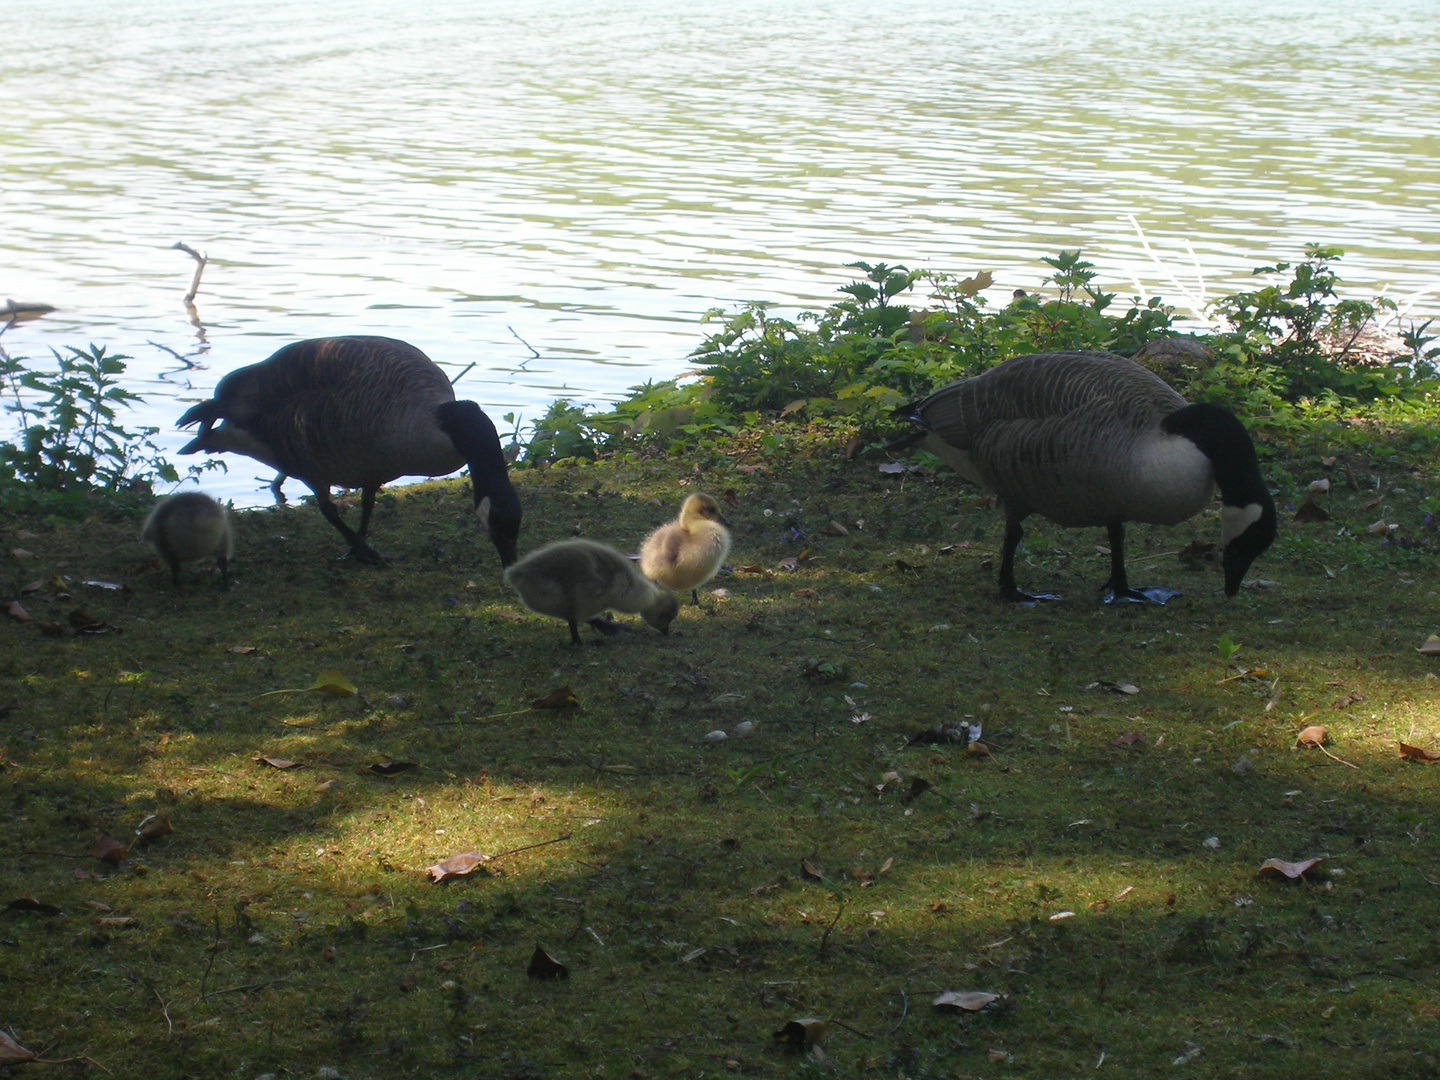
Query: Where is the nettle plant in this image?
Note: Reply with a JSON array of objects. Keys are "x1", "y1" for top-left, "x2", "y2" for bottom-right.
[{"x1": 0, "y1": 344, "x2": 219, "y2": 512}]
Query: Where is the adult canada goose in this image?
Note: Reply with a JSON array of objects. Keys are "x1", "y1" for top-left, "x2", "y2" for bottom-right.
[
  {"x1": 639, "y1": 492, "x2": 732, "y2": 604},
  {"x1": 176, "y1": 336, "x2": 521, "y2": 567},
  {"x1": 504, "y1": 539, "x2": 680, "y2": 645},
  {"x1": 900, "y1": 350, "x2": 1276, "y2": 604},
  {"x1": 142, "y1": 491, "x2": 233, "y2": 587}
]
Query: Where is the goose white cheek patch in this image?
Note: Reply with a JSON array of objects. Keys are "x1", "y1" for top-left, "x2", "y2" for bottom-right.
[{"x1": 1222, "y1": 502, "x2": 1264, "y2": 546}]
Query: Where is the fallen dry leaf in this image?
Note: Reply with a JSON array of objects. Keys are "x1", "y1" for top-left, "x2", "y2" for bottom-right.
[
  {"x1": 1399, "y1": 742, "x2": 1440, "y2": 763},
  {"x1": 9, "y1": 547, "x2": 35, "y2": 560},
  {"x1": 134, "y1": 814, "x2": 174, "y2": 841},
  {"x1": 1258, "y1": 857, "x2": 1323, "y2": 880},
  {"x1": 735, "y1": 563, "x2": 766, "y2": 574},
  {"x1": 527, "y1": 944, "x2": 568, "y2": 980},
  {"x1": 229, "y1": 645, "x2": 257, "y2": 654},
  {"x1": 90, "y1": 836, "x2": 128, "y2": 867},
  {"x1": 0, "y1": 1030, "x2": 38, "y2": 1065},
  {"x1": 19, "y1": 580, "x2": 43, "y2": 595},
  {"x1": 368, "y1": 761, "x2": 418, "y2": 777},
  {"x1": 426, "y1": 851, "x2": 491, "y2": 884},
  {"x1": 68, "y1": 608, "x2": 113, "y2": 633},
  {"x1": 800, "y1": 858, "x2": 826, "y2": 881},
  {"x1": 310, "y1": 670, "x2": 357, "y2": 696},
  {"x1": 6, "y1": 896, "x2": 62, "y2": 916},
  {"x1": 1331, "y1": 692, "x2": 1364, "y2": 709},
  {"x1": 532, "y1": 686, "x2": 579, "y2": 709},
  {"x1": 1112, "y1": 733, "x2": 1144, "y2": 747},
  {"x1": 965, "y1": 741, "x2": 992, "y2": 758},
  {"x1": 1296, "y1": 725, "x2": 1328, "y2": 747},
  {"x1": 38, "y1": 620, "x2": 65, "y2": 637},
  {"x1": 819, "y1": 520, "x2": 848, "y2": 537},
  {"x1": 772, "y1": 1018, "x2": 830, "y2": 1047},
  {"x1": 933, "y1": 990, "x2": 1000, "y2": 1011},
  {"x1": 1418, "y1": 635, "x2": 1440, "y2": 656},
  {"x1": 1293, "y1": 501, "x2": 1330, "y2": 523},
  {"x1": 7, "y1": 601, "x2": 32, "y2": 623},
  {"x1": 257, "y1": 755, "x2": 304, "y2": 770}
]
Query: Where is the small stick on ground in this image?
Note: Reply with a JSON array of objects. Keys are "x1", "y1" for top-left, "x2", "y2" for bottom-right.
[{"x1": 172, "y1": 242, "x2": 208, "y2": 303}]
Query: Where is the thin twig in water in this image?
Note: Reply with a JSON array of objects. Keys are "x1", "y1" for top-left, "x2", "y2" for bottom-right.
[
  {"x1": 172, "y1": 242, "x2": 208, "y2": 303},
  {"x1": 148, "y1": 340, "x2": 202, "y2": 369},
  {"x1": 449, "y1": 361, "x2": 476, "y2": 386},
  {"x1": 508, "y1": 326, "x2": 541, "y2": 360}
]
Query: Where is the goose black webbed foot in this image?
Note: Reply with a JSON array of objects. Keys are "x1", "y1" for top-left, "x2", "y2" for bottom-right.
[
  {"x1": 1102, "y1": 584, "x2": 1181, "y2": 605},
  {"x1": 340, "y1": 543, "x2": 392, "y2": 566}
]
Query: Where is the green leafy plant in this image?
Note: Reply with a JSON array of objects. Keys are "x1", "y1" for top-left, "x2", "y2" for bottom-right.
[
  {"x1": 1216, "y1": 633, "x2": 1241, "y2": 666},
  {"x1": 1, "y1": 344, "x2": 217, "y2": 514}
]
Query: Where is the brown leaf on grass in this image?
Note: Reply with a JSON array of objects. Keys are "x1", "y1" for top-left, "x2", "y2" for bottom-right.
[
  {"x1": 794, "y1": 588, "x2": 817, "y2": 598},
  {"x1": 900, "y1": 776, "x2": 932, "y2": 803},
  {"x1": 1331, "y1": 692, "x2": 1364, "y2": 709},
  {"x1": 1399, "y1": 742, "x2": 1440, "y2": 763},
  {"x1": 90, "y1": 836, "x2": 128, "y2": 866},
  {"x1": 778, "y1": 557, "x2": 799, "y2": 572},
  {"x1": 1257, "y1": 857, "x2": 1323, "y2": 880},
  {"x1": 735, "y1": 464, "x2": 768, "y2": 475},
  {"x1": 368, "y1": 761, "x2": 418, "y2": 777},
  {"x1": 721, "y1": 488, "x2": 739, "y2": 506},
  {"x1": 9, "y1": 547, "x2": 35, "y2": 560},
  {"x1": 69, "y1": 608, "x2": 113, "y2": 633},
  {"x1": 1178, "y1": 540, "x2": 1220, "y2": 565},
  {"x1": 20, "y1": 580, "x2": 43, "y2": 595},
  {"x1": 800, "y1": 858, "x2": 826, "y2": 881},
  {"x1": 1362, "y1": 495, "x2": 1383, "y2": 511},
  {"x1": 1293, "y1": 501, "x2": 1331, "y2": 523},
  {"x1": 134, "y1": 814, "x2": 174, "y2": 841},
  {"x1": 735, "y1": 563, "x2": 766, "y2": 574},
  {"x1": 7, "y1": 601, "x2": 31, "y2": 623},
  {"x1": 229, "y1": 645, "x2": 257, "y2": 654},
  {"x1": 7, "y1": 896, "x2": 62, "y2": 916},
  {"x1": 527, "y1": 944, "x2": 569, "y2": 980},
  {"x1": 257, "y1": 756, "x2": 304, "y2": 770},
  {"x1": 493, "y1": 610, "x2": 525, "y2": 623},
  {"x1": 772, "y1": 1017, "x2": 830, "y2": 1047},
  {"x1": 933, "y1": 990, "x2": 1000, "y2": 1011},
  {"x1": 532, "y1": 686, "x2": 579, "y2": 709},
  {"x1": 965, "y1": 741, "x2": 992, "y2": 758},
  {"x1": 843, "y1": 435, "x2": 863, "y2": 460},
  {"x1": 1112, "y1": 733, "x2": 1144, "y2": 747},
  {"x1": 0, "y1": 1030, "x2": 39, "y2": 1065},
  {"x1": 819, "y1": 520, "x2": 848, "y2": 537},
  {"x1": 425, "y1": 851, "x2": 491, "y2": 884},
  {"x1": 38, "y1": 620, "x2": 65, "y2": 637},
  {"x1": 1418, "y1": 635, "x2": 1440, "y2": 656},
  {"x1": 1296, "y1": 726, "x2": 1328, "y2": 747}
]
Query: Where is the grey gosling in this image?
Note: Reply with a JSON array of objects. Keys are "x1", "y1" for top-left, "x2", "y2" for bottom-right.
[
  {"x1": 899, "y1": 349, "x2": 1276, "y2": 604},
  {"x1": 638, "y1": 492, "x2": 732, "y2": 604},
  {"x1": 176, "y1": 336, "x2": 521, "y2": 567},
  {"x1": 142, "y1": 492, "x2": 233, "y2": 586},
  {"x1": 505, "y1": 539, "x2": 680, "y2": 645}
]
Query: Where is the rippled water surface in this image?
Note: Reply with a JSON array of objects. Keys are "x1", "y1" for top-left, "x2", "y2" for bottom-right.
[{"x1": 3, "y1": 0, "x2": 1437, "y2": 503}]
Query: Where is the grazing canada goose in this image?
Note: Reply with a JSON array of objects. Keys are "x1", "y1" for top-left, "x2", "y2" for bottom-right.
[
  {"x1": 142, "y1": 491, "x2": 233, "y2": 587},
  {"x1": 639, "y1": 492, "x2": 733, "y2": 604},
  {"x1": 504, "y1": 539, "x2": 680, "y2": 645},
  {"x1": 176, "y1": 336, "x2": 521, "y2": 567},
  {"x1": 900, "y1": 350, "x2": 1276, "y2": 604}
]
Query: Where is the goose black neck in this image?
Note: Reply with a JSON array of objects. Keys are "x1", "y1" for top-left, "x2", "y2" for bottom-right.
[
  {"x1": 438, "y1": 400, "x2": 513, "y2": 501},
  {"x1": 1162, "y1": 402, "x2": 1269, "y2": 508}
]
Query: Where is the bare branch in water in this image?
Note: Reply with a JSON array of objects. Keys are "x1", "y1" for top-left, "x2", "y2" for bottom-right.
[{"x1": 172, "y1": 242, "x2": 208, "y2": 303}]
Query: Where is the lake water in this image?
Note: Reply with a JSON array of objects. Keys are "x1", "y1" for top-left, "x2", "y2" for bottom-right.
[{"x1": 3, "y1": 0, "x2": 1437, "y2": 504}]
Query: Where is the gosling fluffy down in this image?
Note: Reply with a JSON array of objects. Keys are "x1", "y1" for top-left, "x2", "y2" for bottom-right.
[
  {"x1": 505, "y1": 539, "x2": 680, "y2": 645},
  {"x1": 142, "y1": 492, "x2": 233, "y2": 586},
  {"x1": 638, "y1": 492, "x2": 732, "y2": 603}
]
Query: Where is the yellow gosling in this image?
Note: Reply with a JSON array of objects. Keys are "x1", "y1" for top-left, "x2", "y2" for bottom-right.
[{"x1": 638, "y1": 492, "x2": 732, "y2": 604}]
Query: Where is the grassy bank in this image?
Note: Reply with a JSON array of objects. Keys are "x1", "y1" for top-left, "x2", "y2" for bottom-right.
[{"x1": 4, "y1": 433, "x2": 1440, "y2": 1078}]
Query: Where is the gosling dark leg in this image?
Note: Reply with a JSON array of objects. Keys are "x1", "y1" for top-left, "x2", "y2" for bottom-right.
[
  {"x1": 314, "y1": 489, "x2": 386, "y2": 565},
  {"x1": 568, "y1": 619, "x2": 583, "y2": 646},
  {"x1": 217, "y1": 554, "x2": 231, "y2": 590}
]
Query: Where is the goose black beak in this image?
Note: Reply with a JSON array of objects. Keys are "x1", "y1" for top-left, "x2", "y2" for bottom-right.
[{"x1": 1221, "y1": 503, "x2": 1278, "y2": 596}]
